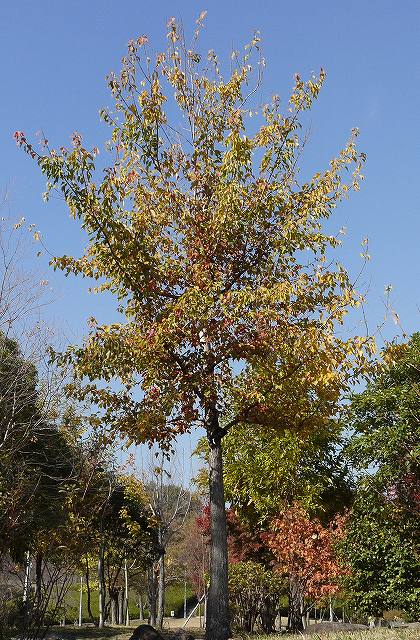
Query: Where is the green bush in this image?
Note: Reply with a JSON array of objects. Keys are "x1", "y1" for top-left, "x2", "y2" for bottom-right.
[{"x1": 229, "y1": 561, "x2": 284, "y2": 633}]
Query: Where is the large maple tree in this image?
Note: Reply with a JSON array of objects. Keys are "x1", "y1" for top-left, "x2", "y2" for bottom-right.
[{"x1": 17, "y1": 16, "x2": 372, "y2": 640}]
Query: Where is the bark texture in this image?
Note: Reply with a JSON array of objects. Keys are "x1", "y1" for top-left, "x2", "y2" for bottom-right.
[
  {"x1": 205, "y1": 432, "x2": 231, "y2": 640},
  {"x1": 288, "y1": 574, "x2": 304, "y2": 633},
  {"x1": 34, "y1": 551, "x2": 43, "y2": 621},
  {"x1": 118, "y1": 588, "x2": 124, "y2": 624},
  {"x1": 98, "y1": 544, "x2": 105, "y2": 628},
  {"x1": 109, "y1": 590, "x2": 118, "y2": 625},
  {"x1": 157, "y1": 553, "x2": 165, "y2": 628},
  {"x1": 85, "y1": 556, "x2": 95, "y2": 623},
  {"x1": 148, "y1": 565, "x2": 157, "y2": 626}
]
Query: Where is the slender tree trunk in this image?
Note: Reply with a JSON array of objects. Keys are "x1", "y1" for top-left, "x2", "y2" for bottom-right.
[
  {"x1": 85, "y1": 556, "x2": 95, "y2": 624},
  {"x1": 98, "y1": 544, "x2": 106, "y2": 628},
  {"x1": 260, "y1": 595, "x2": 278, "y2": 633},
  {"x1": 147, "y1": 566, "x2": 157, "y2": 626},
  {"x1": 138, "y1": 593, "x2": 144, "y2": 621},
  {"x1": 156, "y1": 553, "x2": 165, "y2": 628},
  {"x1": 205, "y1": 430, "x2": 230, "y2": 640},
  {"x1": 79, "y1": 576, "x2": 83, "y2": 627},
  {"x1": 124, "y1": 558, "x2": 130, "y2": 626},
  {"x1": 110, "y1": 592, "x2": 117, "y2": 625},
  {"x1": 288, "y1": 574, "x2": 304, "y2": 633},
  {"x1": 22, "y1": 550, "x2": 31, "y2": 631},
  {"x1": 301, "y1": 590, "x2": 307, "y2": 630},
  {"x1": 118, "y1": 588, "x2": 124, "y2": 625},
  {"x1": 34, "y1": 551, "x2": 43, "y2": 623}
]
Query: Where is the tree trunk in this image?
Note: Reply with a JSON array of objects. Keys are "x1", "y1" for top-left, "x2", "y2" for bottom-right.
[
  {"x1": 85, "y1": 556, "x2": 95, "y2": 624},
  {"x1": 260, "y1": 594, "x2": 278, "y2": 633},
  {"x1": 205, "y1": 431, "x2": 231, "y2": 640},
  {"x1": 138, "y1": 593, "x2": 144, "y2": 621},
  {"x1": 34, "y1": 551, "x2": 43, "y2": 623},
  {"x1": 79, "y1": 576, "x2": 83, "y2": 627},
  {"x1": 124, "y1": 558, "x2": 130, "y2": 626},
  {"x1": 22, "y1": 550, "x2": 31, "y2": 630},
  {"x1": 147, "y1": 566, "x2": 157, "y2": 626},
  {"x1": 98, "y1": 544, "x2": 106, "y2": 628},
  {"x1": 156, "y1": 553, "x2": 165, "y2": 628},
  {"x1": 110, "y1": 590, "x2": 118, "y2": 625},
  {"x1": 118, "y1": 588, "x2": 124, "y2": 625},
  {"x1": 288, "y1": 574, "x2": 304, "y2": 633}
]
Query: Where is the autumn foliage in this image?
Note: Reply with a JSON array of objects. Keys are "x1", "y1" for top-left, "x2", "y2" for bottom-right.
[{"x1": 266, "y1": 504, "x2": 347, "y2": 602}]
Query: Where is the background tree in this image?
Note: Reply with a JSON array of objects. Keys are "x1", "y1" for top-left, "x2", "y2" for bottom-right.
[
  {"x1": 18, "y1": 16, "x2": 371, "y2": 640},
  {"x1": 0, "y1": 213, "x2": 74, "y2": 570},
  {"x1": 266, "y1": 505, "x2": 347, "y2": 632},
  {"x1": 0, "y1": 214, "x2": 48, "y2": 338},
  {"x1": 175, "y1": 510, "x2": 209, "y2": 608},
  {"x1": 99, "y1": 477, "x2": 159, "y2": 626},
  {"x1": 222, "y1": 421, "x2": 354, "y2": 526},
  {"x1": 142, "y1": 454, "x2": 194, "y2": 627},
  {"x1": 0, "y1": 211, "x2": 96, "y2": 638},
  {"x1": 0, "y1": 332, "x2": 74, "y2": 560},
  {"x1": 342, "y1": 494, "x2": 419, "y2": 622},
  {"x1": 0, "y1": 359, "x2": 109, "y2": 639},
  {"x1": 342, "y1": 334, "x2": 420, "y2": 620}
]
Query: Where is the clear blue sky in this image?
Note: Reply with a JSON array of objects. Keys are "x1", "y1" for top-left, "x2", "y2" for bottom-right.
[{"x1": 1, "y1": 0, "x2": 419, "y2": 344}]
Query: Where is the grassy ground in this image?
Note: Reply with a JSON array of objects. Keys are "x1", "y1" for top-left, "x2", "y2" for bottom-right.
[
  {"x1": 46, "y1": 626, "x2": 420, "y2": 640},
  {"x1": 46, "y1": 627, "x2": 202, "y2": 640},
  {"x1": 64, "y1": 584, "x2": 195, "y2": 622},
  {"x1": 254, "y1": 630, "x2": 420, "y2": 640},
  {"x1": 302, "y1": 630, "x2": 419, "y2": 640}
]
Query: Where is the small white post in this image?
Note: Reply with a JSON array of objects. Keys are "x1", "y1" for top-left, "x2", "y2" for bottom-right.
[
  {"x1": 78, "y1": 576, "x2": 83, "y2": 626},
  {"x1": 23, "y1": 551, "x2": 31, "y2": 604},
  {"x1": 22, "y1": 551, "x2": 32, "y2": 626},
  {"x1": 125, "y1": 558, "x2": 130, "y2": 626},
  {"x1": 204, "y1": 593, "x2": 207, "y2": 628}
]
